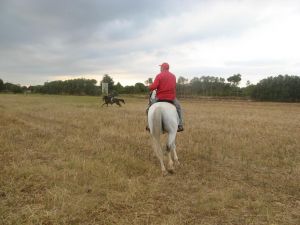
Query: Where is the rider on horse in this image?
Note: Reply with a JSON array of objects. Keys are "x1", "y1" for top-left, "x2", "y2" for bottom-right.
[{"x1": 146, "y1": 62, "x2": 184, "y2": 132}]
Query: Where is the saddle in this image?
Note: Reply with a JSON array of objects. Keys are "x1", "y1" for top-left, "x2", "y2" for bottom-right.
[{"x1": 156, "y1": 99, "x2": 175, "y2": 105}]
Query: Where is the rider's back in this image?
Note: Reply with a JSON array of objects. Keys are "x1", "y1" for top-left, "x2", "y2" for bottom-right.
[{"x1": 149, "y1": 71, "x2": 176, "y2": 101}]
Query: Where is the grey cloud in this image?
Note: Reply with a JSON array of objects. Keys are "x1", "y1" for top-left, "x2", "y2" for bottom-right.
[
  {"x1": 225, "y1": 59, "x2": 288, "y2": 67},
  {"x1": 1, "y1": 0, "x2": 298, "y2": 86},
  {"x1": 0, "y1": 0, "x2": 173, "y2": 82},
  {"x1": 0, "y1": 0, "x2": 169, "y2": 47}
]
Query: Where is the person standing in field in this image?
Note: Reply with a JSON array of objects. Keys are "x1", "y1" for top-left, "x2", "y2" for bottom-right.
[{"x1": 146, "y1": 62, "x2": 184, "y2": 132}]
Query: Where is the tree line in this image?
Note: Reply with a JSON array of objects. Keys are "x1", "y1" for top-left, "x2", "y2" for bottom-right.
[
  {"x1": 1, "y1": 74, "x2": 299, "y2": 102},
  {"x1": 0, "y1": 79, "x2": 27, "y2": 93},
  {"x1": 250, "y1": 75, "x2": 300, "y2": 101},
  {"x1": 29, "y1": 79, "x2": 100, "y2": 95}
]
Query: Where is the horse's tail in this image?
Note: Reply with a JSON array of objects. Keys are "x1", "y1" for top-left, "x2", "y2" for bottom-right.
[{"x1": 152, "y1": 107, "x2": 162, "y2": 138}]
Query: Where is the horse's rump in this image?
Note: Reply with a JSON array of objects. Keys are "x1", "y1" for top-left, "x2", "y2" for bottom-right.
[{"x1": 148, "y1": 102, "x2": 178, "y2": 134}]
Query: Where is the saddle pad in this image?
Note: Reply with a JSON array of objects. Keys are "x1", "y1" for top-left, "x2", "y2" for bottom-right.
[{"x1": 157, "y1": 99, "x2": 175, "y2": 105}]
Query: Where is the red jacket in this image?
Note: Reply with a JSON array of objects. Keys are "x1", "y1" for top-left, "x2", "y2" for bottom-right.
[{"x1": 149, "y1": 71, "x2": 176, "y2": 100}]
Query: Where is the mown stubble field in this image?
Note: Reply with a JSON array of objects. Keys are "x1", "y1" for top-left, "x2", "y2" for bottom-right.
[{"x1": 0, "y1": 94, "x2": 299, "y2": 225}]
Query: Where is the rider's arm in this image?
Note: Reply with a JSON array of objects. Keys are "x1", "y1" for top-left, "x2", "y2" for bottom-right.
[{"x1": 149, "y1": 74, "x2": 160, "y2": 91}]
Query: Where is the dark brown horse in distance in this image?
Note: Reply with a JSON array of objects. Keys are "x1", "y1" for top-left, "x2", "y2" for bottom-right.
[{"x1": 101, "y1": 95, "x2": 125, "y2": 107}]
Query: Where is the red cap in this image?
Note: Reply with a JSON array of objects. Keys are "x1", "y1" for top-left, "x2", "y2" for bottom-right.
[{"x1": 159, "y1": 62, "x2": 169, "y2": 70}]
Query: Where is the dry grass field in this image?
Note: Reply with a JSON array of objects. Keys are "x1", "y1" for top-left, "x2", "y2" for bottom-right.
[{"x1": 0, "y1": 94, "x2": 299, "y2": 225}]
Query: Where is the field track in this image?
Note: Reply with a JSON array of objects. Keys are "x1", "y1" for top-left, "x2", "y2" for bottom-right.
[{"x1": 0, "y1": 94, "x2": 299, "y2": 225}]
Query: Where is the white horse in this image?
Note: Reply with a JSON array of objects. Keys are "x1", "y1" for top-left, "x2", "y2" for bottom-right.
[{"x1": 147, "y1": 91, "x2": 180, "y2": 176}]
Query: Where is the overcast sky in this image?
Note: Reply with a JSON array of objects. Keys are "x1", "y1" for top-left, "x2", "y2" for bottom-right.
[{"x1": 1, "y1": 0, "x2": 300, "y2": 86}]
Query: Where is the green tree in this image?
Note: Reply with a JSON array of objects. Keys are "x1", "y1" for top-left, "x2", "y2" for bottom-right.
[
  {"x1": 227, "y1": 74, "x2": 242, "y2": 96},
  {"x1": 4, "y1": 83, "x2": 23, "y2": 93},
  {"x1": 134, "y1": 82, "x2": 147, "y2": 93},
  {"x1": 21, "y1": 86, "x2": 28, "y2": 92},
  {"x1": 30, "y1": 85, "x2": 44, "y2": 93},
  {"x1": 144, "y1": 78, "x2": 153, "y2": 86},
  {"x1": 0, "y1": 79, "x2": 4, "y2": 91},
  {"x1": 189, "y1": 76, "x2": 234, "y2": 96},
  {"x1": 114, "y1": 82, "x2": 124, "y2": 94},
  {"x1": 84, "y1": 79, "x2": 98, "y2": 95},
  {"x1": 227, "y1": 74, "x2": 242, "y2": 86},
  {"x1": 31, "y1": 78, "x2": 99, "y2": 96},
  {"x1": 176, "y1": 76, "x2": 188, "y2": 97},
  {"x1": 177, "y1": 76, "x2": 188, "y2": 85},
  {"x1": 251, "y1": 75, "x2": 300, "y2": 101},
  {"x1": 101, "y1": 74, "x2": 114, "y2": 93},
  {"x1": 124, "y1": 85, "x2": 135, "y2": 94}
]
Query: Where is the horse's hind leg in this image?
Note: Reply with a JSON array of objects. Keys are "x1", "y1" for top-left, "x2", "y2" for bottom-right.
[
  {"x1": 172, "y1": 146, "x2": 180, "y2": 166},
  {"x1": 168, "y1": 132, "x2": 180, "y2": 169},
  {"x1": 152, "y1": 136, "x2": 168, "y2": 176},
  {"x1": 166, "y1": 132, "x2": 177, "y2": 173},
  {"x1": 166, "y1": 148, "x2": 175, "y2": 174}
]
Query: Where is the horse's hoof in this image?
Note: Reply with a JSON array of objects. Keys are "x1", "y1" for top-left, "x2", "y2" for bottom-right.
[{"x1": 175, "y1": 160, "x2": 180, "y2": 166}]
